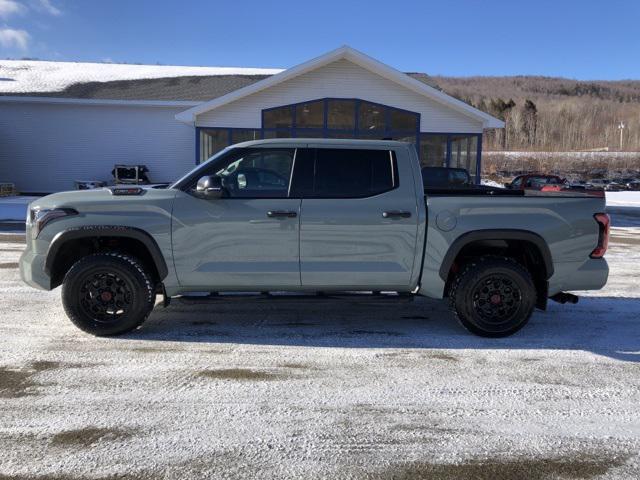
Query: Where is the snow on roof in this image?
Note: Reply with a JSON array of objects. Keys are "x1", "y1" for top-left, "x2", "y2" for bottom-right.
[{"x1": 0, "y1": 60, "x2": 284, "y2": 94}]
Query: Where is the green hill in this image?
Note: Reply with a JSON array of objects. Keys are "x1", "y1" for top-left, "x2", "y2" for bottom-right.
[{"x1": 427, "y1": 75, "x2": 640, "y2": 152}]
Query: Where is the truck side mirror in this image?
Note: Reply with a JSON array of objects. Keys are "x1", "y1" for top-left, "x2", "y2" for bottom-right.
[{"x1": 196, "y1": 175, "x2": 224, "y2": 199}]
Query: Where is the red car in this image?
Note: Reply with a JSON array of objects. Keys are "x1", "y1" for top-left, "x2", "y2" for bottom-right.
[{"x1": 507, "y1": 174, "x2": 568, "y2": 191}]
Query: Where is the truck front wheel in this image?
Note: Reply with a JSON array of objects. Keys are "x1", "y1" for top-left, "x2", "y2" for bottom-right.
[
  {"x1": 61, "y1": 252, "x2": 155, "y2": 336},
  {"x1": 449, "y1": 256, "x2": 536, "y2": 337}
]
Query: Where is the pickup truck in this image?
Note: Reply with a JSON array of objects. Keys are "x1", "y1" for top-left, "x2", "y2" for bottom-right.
[
  {"x1": 506, "y1": 174, "x2": 568, "y2": 191},
  {"x1": 19, "y1": 139, "x2": 610, "y2": 338}
]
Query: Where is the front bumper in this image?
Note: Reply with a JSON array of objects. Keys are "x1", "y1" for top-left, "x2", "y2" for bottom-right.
[{"x1": 19, "y1": 243, "x2": 52, "y2": 291}]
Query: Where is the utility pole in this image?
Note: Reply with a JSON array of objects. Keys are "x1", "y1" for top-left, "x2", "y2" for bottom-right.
[{"x1": 618, "y1": 121, "x2": 625, "y2": 151}]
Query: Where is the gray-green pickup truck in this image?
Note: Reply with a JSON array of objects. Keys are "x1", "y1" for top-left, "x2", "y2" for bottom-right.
[{"x1": 19, "y1": 139, "x2": 610, "y2": 337}]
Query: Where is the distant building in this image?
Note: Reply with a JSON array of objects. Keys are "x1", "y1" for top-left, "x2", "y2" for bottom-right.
[{"x1": 0, "y1": 46, "x2": 503, "y2": 193}]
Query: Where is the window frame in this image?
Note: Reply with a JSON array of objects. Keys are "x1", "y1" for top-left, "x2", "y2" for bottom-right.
[{"x1": 261, "y1": 97, "x2": 420, "y2": 146}]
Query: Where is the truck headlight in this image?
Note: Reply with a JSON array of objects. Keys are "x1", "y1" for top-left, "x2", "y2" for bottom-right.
[{"x1": 30, "y1": 208, "x2": 78, "y2": 238}]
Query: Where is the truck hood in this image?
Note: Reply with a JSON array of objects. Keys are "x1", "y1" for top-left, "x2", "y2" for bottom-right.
[{"x1": 30, "y1": 187, "x2": 178, "y2": 211}]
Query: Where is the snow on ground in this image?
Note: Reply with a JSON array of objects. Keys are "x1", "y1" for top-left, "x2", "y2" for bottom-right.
[
  {"x1": 607, "y1": 191, "x2": 640, "y2": 207},
  {"x1": 0, "y1": 60, "x2": 283, "y2": 94},
  {"x1": 0, "y1": 230, "x2": 639, "y2": 478}
]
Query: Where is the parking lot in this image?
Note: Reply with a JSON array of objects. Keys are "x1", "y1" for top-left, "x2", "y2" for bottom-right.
[{"x1": 1, "y1": 226, "x2": 639, "y2": 479}]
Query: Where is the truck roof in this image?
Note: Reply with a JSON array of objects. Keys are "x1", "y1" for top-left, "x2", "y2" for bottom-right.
[{"x1": 230, "y1": 138, "x2": 411, "y2": 149}]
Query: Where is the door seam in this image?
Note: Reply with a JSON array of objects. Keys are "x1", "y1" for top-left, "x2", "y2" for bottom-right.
[{"x1": 297, "y1": 198, "x2": 302, "y2": 286}]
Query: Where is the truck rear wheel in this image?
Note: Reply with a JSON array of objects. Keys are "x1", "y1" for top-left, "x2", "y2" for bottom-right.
[
  {"x1": 449, "y1": 256, "x2": 536, "y2": 337},
  {"x1": 61, "y1": 252, "x2": 155, "y2": 336}
]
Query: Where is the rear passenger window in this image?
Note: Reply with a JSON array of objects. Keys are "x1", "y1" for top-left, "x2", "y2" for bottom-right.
[{"x1": 293, "y1": 148, "x2": 397, "y2": 198}]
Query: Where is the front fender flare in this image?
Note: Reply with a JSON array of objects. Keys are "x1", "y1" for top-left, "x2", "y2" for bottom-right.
[{"x1": 45, "y1": 226, "x2": 168, "y2": 280}]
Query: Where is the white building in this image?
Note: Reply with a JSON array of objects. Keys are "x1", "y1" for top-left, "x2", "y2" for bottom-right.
[{"x1": 0, "y1": 46, "x2": 503, "y2": 193}]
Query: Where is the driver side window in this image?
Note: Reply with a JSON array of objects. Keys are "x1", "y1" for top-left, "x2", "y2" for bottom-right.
[{"x1": 202, "y1": 148, "x2": 295, "y2": 198}]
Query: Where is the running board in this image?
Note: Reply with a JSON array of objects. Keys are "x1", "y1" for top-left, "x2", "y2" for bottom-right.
[{"x1": 177, "y1": 291, "x2": 415, "y2": 305}]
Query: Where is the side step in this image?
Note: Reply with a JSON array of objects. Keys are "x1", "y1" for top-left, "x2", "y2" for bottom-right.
[{"x1": 177, "y1": 291, "x2": 415, "y2": 305}]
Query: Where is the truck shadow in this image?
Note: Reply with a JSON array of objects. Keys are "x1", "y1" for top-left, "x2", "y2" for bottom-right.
[{"x1": 125, "y1": 295, "x2": 640, "y2": 363}]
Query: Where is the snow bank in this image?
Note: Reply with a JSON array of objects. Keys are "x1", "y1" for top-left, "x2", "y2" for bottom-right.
[
  {"x1": 606, "y1": 191, "x2": 640, "y2": 207},
  {"x1": 0, "y1": 196, "x2": 39, "y2": 221},
  {"x1": 0, "y1": 60, "x2": 283, "y2": 93},
  {"x1": 481, "y1": 179, "x2": 504, "y2": 188},
  {"x1": 484, "y1": 150, "x2": 640, "y2": 160}
]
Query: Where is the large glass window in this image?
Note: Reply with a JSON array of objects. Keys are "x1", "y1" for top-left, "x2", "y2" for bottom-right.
[
  {"x1": 294, "y1": 129, "x2": 325, "y2": 138},
  {"x1": 295, "y1": 100, "x2": 324, "y2": 128},
  {"x1": 389, "y1": 109, "x2": 419, "y2": 132},
  {"x1": 199, "y1": 148, "x2": 295, "y2": 198},
  {"x1": 356, "y1": 132, "x2": 389, "y2": 140},
  {"x1": 200, "y1": 129, "x2": 229, "y2": 162},
  {"x1": 293, "y1": 148, "x2": 396, "y2": 198},
  {"x1": 199, "y1": 129, "x2": 262, "y2": 163},
  {"x1": 231, "y1": 129, "x2": 261, "y2": 144},
  {"x1": 325, "y1": 131, "x2": 359, "y2": 139},
  {"x1": 358, "y1": 101, "x2": 386, "y2": 132},
  {"x1": 450, "y1": 134, "x2": 478, "y2": 176},
  {"x1": 261, "y1": 98, "x2": 419, "y2": 144},
  {"x1": 420, "y1": 134, "x2": 448, "y2": 168},
  {"x1": 327, "y1": 99, "x2": 355, "y2": 130},
  {"x1": 263, "y1": 129, "x2": 292, "y2": 139},
  {"x1": 263, "y1": 105, "x2": 293, "y2": 129}
]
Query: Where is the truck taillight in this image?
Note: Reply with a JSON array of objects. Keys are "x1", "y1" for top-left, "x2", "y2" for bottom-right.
[{"x1": 590, "y1": 213, "x2": 610, "y2": 259}]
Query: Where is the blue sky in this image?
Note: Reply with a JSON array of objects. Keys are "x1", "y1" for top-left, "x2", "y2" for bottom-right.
[{"x1": 1, "y1": 0, "x2": 639, "y2": 79}]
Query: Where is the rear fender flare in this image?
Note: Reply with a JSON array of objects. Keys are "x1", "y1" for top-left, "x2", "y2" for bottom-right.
[{"x1": 438, "y1": 229, "x2": 554, "y2": 281}]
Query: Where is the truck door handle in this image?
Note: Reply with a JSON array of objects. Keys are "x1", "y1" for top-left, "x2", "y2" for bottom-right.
[
  {"x1": 267, "y1": 210, "x2": 297, "y2": 218},
  {"x1": 382, "y1": 210, "x2": 412, "y2": 219}
]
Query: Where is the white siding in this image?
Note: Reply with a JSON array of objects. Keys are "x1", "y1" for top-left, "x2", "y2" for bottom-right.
[
  {"x1": 195, "y1": 59, "x2": 483, "y2": 133},
  {"x1": 0, "y1": 102, "x2": 195, "y2": 193}
]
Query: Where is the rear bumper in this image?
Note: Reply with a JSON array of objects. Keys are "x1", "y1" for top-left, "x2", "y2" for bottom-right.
[{"x1": 548, "y1": 258, "x2": 609, "y2": 295}]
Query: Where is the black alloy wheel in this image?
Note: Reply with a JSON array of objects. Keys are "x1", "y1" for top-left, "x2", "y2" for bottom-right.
[
  {"x1": 449, "y1": 256, "x2": 536, "y2": 337},
  {"x1": 78, "y1": 270, "x2": 134, "y2": 322},
  {"x1": 62, "y1": 252, "x2": 155, "y2": 336},
  {"x1": 471, "y1": 274, "x2": 523, "y2": 325}
]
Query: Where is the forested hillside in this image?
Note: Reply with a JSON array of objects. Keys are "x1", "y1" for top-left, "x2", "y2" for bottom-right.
[{"x1": 431, "y1": 76, "x2": 640, "y2": 152}]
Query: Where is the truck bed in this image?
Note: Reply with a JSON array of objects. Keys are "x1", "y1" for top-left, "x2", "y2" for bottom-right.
[{"x1": 424, "y1": 185, "x2": 604, "y2": 198}]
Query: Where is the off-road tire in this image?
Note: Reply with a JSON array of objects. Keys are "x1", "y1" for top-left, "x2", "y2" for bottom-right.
[
  {"x1": 449, "y1": 256, "x2": 536, "y2": 337},
  {"x1": 61, "y1": 252, "x2": 155, "y2": 336}
]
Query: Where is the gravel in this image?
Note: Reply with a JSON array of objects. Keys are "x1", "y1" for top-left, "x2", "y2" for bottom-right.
[{"x1": 0, "y1": 231, "x2": 639, "y2": 479}]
